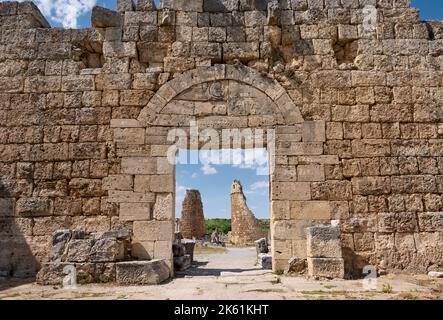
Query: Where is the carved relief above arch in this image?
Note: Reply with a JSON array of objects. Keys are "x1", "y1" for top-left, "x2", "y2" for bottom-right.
[{"x1": 138, "y1": 64, "x2": 304, "y2": 127}]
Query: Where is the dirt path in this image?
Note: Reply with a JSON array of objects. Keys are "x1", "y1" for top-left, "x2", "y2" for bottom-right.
[
  {"x1": 0, "y1": 247, "x2": 442, "y2": 300},
  {"x1": 179, "y1": 247, "x2": 263, "y2": 277}
]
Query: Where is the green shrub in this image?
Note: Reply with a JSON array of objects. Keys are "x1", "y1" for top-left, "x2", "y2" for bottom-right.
[{"x1": 205, "y1": 219, "x2": 231, "y2": 235}]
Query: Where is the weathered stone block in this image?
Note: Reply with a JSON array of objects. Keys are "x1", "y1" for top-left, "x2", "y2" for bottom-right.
[
  {"x1": 121, "y1": 157, "x2": 157, "y2": 174},
  {"x1": 306, "y1": 226, "x2": 342, "y2": 258},
  {"x1": 16, "y1": 197, "x2": 52, "y2": 217},
  {"x1": 297, "y1": 164, "x2": 325, "y2": 181},
  {"x1": 65, "y1": 239, "x2": 93, "y2": 263},
  {"x1": 133, "y1": 220, "x2": 173, "y2": 241},
  {"x1": 92, "y1": 6, "x2": 122, "y2": 28},
  {"x1": 307, "y1": 257, "x2": 344, "y2": 279},
  {"x1": 352, "y1": 177, "x2": 391, "y2": 195},
  {"x1": 90, "y1": 238, "x2": 125, "y2": 262},
  {"x1": 290, "y1": 201, "x2": 330, "y2": 220},
  {"x1": 119, "y1": 202, "x2": 151, "y2": 221},
  {"x1": 116, "y1": 260, "x2": 170, "y2": 285},
  {"x1": 257, "y1": 253, "x2": 272, "y2": 269},
  {"x1": 271, "y1": 182, "x2": 311, "y2": 200},
  {"x1": 174, "y1": 254, "x2": 191, "y2": 271},
  {"x1": 303, "y1": 121, "x2": 325, "y2": 142}
]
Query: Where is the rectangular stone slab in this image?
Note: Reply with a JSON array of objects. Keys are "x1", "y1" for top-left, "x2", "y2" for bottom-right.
[
  {"x1": 307, "y1": 257, "x2": 345, "y2": 279},
  {"x1": 115, "y1": 260, "x2": 170, "y2": 285}
]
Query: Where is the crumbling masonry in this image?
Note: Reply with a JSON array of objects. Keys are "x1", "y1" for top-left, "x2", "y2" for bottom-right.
[
  {"x1": 180, "y1": 189, "x2": 206, "y2": 239},
  {"x1": 230, "y1": 180, "x2": 265, "y2": 245},
  {"x1": 0, "y1": 0, "x2": 443, "y2": 280}
]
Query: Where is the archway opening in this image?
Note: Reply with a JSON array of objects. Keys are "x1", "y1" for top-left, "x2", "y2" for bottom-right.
[{"x1": 174, "y1": 147, "x2": 271, "y2": 276}]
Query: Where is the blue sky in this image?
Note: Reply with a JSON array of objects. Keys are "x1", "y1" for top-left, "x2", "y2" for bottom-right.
[{"x1": 3, "y1": 1, "x2": 442, "y2": 28}]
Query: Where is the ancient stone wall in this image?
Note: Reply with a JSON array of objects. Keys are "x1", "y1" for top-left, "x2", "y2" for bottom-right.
[
  {"x1": 180, "y1": 189, "x2": 206, "y2": 239},
  {"x1": 230, "y1": 180, "x2": 264, "y2": 244},
  {"x1": 0, "y1": 0, "x2": 442, "y2": 278}
]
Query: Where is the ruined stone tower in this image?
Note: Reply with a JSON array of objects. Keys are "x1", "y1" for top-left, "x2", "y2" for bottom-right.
[
  {"x1": 180, "y1": 190, "x2": 206, "y2": 239},
  {"x1": 230, "y1": 180, "x2": 264, "y2": 245}
]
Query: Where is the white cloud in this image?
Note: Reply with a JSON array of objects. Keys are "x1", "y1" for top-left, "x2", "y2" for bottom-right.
[
  {"x1": 191, "y1": 172, "x2": 199, "y2": 179},
  {"x1": 175, "y1": 185, "x2": 188, "y2": 206},
  {"x1": 9, "y1": 0, "x2": 98, "y2": 28},
  {"x1": 250, "y1": 180, "x2": 268, "y2": 190},
  {"x1": 201, "y1": 163, "x2": 217, "y2": 175}
]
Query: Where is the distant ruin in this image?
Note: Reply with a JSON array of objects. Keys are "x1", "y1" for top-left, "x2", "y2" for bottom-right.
[
  {"x1": 180, "y1": 190, "x2": 206, "y2": 239},
  {"x1": 230, "y1": 180, "x2": 265, "y2": 245}
]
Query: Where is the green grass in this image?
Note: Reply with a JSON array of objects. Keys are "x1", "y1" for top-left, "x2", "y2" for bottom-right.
[
  {"x1": 323, "y1": 285, "x2": 337, "y2": 289},
  {"x1": 382, "y1": 284, "x2": 393, "y2": 294},
  {"x1": 302, "y1": 290, "x2": 349, "y2": 296}
]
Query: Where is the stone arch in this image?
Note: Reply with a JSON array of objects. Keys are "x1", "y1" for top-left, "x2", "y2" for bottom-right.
[{"x1": 138, "y1": 64, "x2": 304, "y2": 126}]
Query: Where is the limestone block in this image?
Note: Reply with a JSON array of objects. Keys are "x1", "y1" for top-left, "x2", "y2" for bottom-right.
[
  {"x1": 119, "y1": 202, "x2": 151, "y2": 221},
  {"x1": 352, "y1": 177, "x2": 391, "y2": 195},
  {"x1": 117, "y1": 0, "x2": 134, "y2": 12},
  {"x1": 33, "y1": 216, "x2": 71, "y2": 236},
  {"x1": 114, "y1": 128, "x2": 145, "y2": 144},
  {"x1": 170, "y1": 0, "x2": 203, "y2": 11},
  {"x1": 331, "y1": 105, "x2": 370, "y2": 122},
  {"x1": 154, "y1": 240, "x2": 173, "y2": 260},
  {"x1": 417, "y1": 212, "x2": 443, "y2": 232},
  {"x1": 303, "y1": 121, "x2": 325, "y2": 142},
  {"x1": 271, "y1": 182, "x2": 310, "y2": 201},
  {"x1": 277, "y1": 142, "x2": 323, "y2": 156},
  {"x1": 136, "y1": 0, "x2": 156, "y2": 11},
  {"x1": 150, "y1": 175, "x2": 174, "y2": 192},
  {"x1": 307, "y1": 257, "x2": 344, "y2": 279},
  {"x1": 89, "y1": 238, "x2": 125, "y2": 262},
  {"x1": 271, "y1": 200, "x2": 290, "y2": 220},
  {"x1": 65, "y1": 239, "x2": 93, "y2": 263},
  {"x1": 108, "y1": 191, "x2": 155, "y2": 203},
  {"x1": 103, "y1": 175, "x2": 133, "y2": 191},
  {"x1": 297, "y1": 164, "x2": 325, "y2": 182},
  {"x1": 290, "y1": 201, "x2": 330, "y2": 220},
  {"x1": 157, "y1": 157, "x2": 174, "y2": 174},
  {"x1": 223, "y1": 42, "x2": 260, "y2": 60},
  {"x1": 92, "y1": 6, "x2": 122, "y2": 28},
  {"x1": 116, "y1": 260, "x2": 170, "y2": 285},
  {"x1": 391, "y1": 175, "x2": 437, "y2": 193},
  {"x1": 272, "y1": 165, "x2": 297, "y2": 182},
  {"x1": 16, "y1": 197, "x2": 52, "y2": 217},
  {"x1": 311, "y1": 181, "x2": 352, "y2": 200},
  {"x1": 61, "y1": 75, "x2": 95, "y2": 92},
  {"x1": 121, "y1": 157, "x2": 157, "y2": 174},
  {"x1": 306, "y1": 226, "x2": 342, "y2": 258},
  {"x1": 69, "y1": 179, "x2": 105, "y2": 197},
  {"x1": 378, "y1": 212, "x2": 421, "y2": 233},
  {"x1": 272, "y1": 220, "x2": 307, "y2": 241},
  {"x1": 36, "y1": 262, "x2": 111, "y2": 285},
  {"x1": 133, "y1": 220, "x2": 174, "y2": 241},
  {"x1": 153, "y1": 193, "x2": 174, "y2": 220},
  {"x1": 204, "y1": 0, "x2": 239, "y2": 12}
]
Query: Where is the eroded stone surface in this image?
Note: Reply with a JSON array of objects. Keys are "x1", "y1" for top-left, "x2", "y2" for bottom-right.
[{"x1": 230, "y1": 180, "x2": 265, "y2": 245}]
